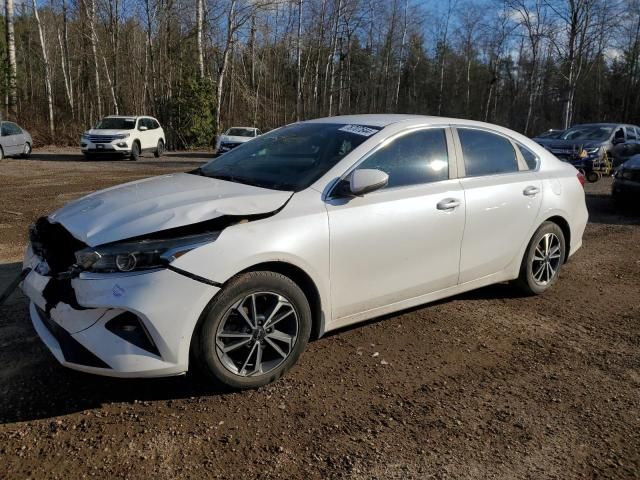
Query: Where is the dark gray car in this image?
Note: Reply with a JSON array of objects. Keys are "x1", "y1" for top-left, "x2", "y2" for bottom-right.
[
  {"x1": 533, "y1": 123, "x2": 640, "y2": 179},
  {"x1": 0, "y1": 121, "x2": 33, "y2": 160}
]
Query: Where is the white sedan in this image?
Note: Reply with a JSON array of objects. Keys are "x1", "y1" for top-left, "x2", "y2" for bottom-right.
[{"x1": 21, "y1": 115, "x2": 588, "y2": 389}]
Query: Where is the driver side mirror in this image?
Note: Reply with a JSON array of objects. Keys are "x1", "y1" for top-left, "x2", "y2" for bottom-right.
[
  {"x1": 336, "y1": 169, "x2": 389, "y2": 197},
  {"x1": 612, "y1": 136, "x2": 624, "y2": 145},
  {"x1": 139, "y1": 126, "x2": 148, "y2": 131}
]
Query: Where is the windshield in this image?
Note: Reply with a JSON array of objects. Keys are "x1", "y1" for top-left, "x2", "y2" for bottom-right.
[
  {"x1": 560, "y1": 126, "x2": 613, "y2": 142},
  {"x1": 95, "y1": 117, "x2": 136, "y2": 130},
  {"x1": 196, "y1": 123, "x2": 382, "y2": 191},
  {"x1": 226, "y1": 128, "x2": 256, "y2": 137}
]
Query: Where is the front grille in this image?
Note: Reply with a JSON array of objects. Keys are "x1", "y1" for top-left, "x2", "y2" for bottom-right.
[
  {"x1": 88, "y1": 135, "x2": 117, "y2": 143},
  {"x1": 30, "y1": 217, "x2": 87, "y2": 274},
  {"x1": 220, "y1": 142, "x2": 241, "y2": 149}
]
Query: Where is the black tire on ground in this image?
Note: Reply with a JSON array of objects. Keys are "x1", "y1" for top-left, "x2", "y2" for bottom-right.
[
  {"x1": 193, "y1": 271, "x2": 312, "y2": 390},
  {"x1": 0, "y1": 147, "x2": 4, "y2": 161},
  {"x1": 514, "y1": 221, "x2": 566, "y2": 296},
  {"x1": 83, "y1": 153, "x2": 95, "y2": 161},
  {"x1": 21, "y1": 143, "x2": 32, "y2": 158},
  {"x1": 130, "y1": 141, "x2": 140, "y2": 161},
  {"x1": 154, "y1": 139, "x2": 164, "y2": 158}
]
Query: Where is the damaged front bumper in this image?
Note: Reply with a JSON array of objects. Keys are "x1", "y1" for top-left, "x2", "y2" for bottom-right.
[{"x1": 21, "y1": 244, "x2": 220, "y2": 378}]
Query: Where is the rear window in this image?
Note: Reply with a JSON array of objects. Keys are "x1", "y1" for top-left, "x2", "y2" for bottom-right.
[{"x1": 458, "y1": 129, "x2": 519, "y2": 177}]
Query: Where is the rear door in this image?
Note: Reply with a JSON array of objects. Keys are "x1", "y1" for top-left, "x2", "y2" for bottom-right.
[
  {"x1": 454, "y1": 127, "x2": 543, "y2": 284},
  {"x1": 326, "y1": 127, "x2": 465, "y2": 320}
]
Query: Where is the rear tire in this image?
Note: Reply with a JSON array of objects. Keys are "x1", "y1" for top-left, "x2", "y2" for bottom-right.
[
  {"x1": 193, "y1": 271, "x2": 311, "y2": 390},
  {"x1": 0, "y1": 147, "x2": 4, "y2": 161},
  {"x1": 154, "y1": 139, "x2": 164, "y2": 158},
  {"x1": 130, "y1": 141, "x2": 140, "y2": 161},
  {"x1": 514, "y1": 221, "x2": 566, "y2": 295}
]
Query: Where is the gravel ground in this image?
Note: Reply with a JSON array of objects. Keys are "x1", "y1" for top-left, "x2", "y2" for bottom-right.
[{"x1": 0, "y1": 149, "x2": 638, "y2": 479}]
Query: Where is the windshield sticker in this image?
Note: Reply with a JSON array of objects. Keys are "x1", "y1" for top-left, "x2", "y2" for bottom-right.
[{"x1": 338, "y1": 125, "x2": 379, "y2": 137}]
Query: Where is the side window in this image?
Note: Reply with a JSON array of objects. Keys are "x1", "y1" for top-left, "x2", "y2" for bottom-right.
[
  {"x1": 355, "y1": 129, "x2": 449, "y2": 189},
  {"x1": 1, "y1": 123, "x2": 9, "y2": 136},
  {"x1": 614, "y1": 127, "x2": 625, "y2": 141},
  {"x1": 517, "y1": 143, "x2": 539, "y2": 170},
  {"x1": 150, "y1": 119, "x2": 159, "y2": 130},
  {"x1": 626, "y1": 127, "x2": 637, "y2": 141},
  {"x1": 6, "y1": 123, "x2": 21, "y2": 135},
  {"x1": 458, "y1": 129, "x2": 519, "y2": 177}
]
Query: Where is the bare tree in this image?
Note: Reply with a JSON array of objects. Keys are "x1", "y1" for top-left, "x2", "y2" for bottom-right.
[
  {"x1": 32, "y1": 0, "x2": 55, "y2": 137},
  {"x1": 5, "y1": 0, "x2": 17, "y2": 118}
]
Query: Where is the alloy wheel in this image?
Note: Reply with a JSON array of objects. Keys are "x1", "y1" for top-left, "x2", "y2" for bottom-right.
[
  {"x1": 215, "y1": 292, "x2": 299, "y2": 377},
  {"x1": 531, "y1": 232, "x2": 562, "y2": 285}
]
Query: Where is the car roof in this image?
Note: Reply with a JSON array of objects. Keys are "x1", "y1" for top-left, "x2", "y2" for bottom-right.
[
  {"x1": 103, "y1": 115, "x2": 156, "y2": 119},
  {"x1": 569, "y1": 123, "x2": 620, "y2": 128}
]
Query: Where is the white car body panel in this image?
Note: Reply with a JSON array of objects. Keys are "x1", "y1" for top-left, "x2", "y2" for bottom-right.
[{"x1": 22, "y1": 114, "x2": 588, "y2": 378}]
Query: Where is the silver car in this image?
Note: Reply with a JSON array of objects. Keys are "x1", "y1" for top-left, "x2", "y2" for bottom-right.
[{"x1": 0, "y1": 121, "x2": 32, "y2": 159}]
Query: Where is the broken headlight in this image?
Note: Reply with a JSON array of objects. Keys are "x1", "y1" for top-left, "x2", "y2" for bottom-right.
[{"x1": 74, "y1": 232, "x2": 219, "y2": 273}]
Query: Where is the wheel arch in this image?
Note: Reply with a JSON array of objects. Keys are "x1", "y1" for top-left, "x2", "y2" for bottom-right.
[{"x1": 543, "y1": 215, "x2": 571, "y2": 263}]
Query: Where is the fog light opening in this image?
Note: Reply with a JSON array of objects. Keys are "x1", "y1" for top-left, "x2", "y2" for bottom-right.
[{"x1": 105, "y1": 312, "x2": 161, "y2": 356}]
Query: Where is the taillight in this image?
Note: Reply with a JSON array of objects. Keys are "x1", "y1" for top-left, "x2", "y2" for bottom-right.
[{"x1": 577, "y1": 172, "x2": 586, "y2": 187}]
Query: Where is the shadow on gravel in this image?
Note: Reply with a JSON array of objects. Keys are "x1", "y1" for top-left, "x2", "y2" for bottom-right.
[{"x1": 585, "y1": 192, "x2": 640, "y2": 226}]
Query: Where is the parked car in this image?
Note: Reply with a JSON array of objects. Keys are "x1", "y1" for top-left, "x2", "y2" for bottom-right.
[
  {"x1": 0, "y1": 121, "x2": 32, "y2": 159},
  {"x1": 612, "y1": 154, "x2": 640, "y2": 203},
  {"x1": 80, "y1": 115, "x2": 165, "y2": 160},
  {"x1": 533, "y1": 123, "x2": 640, "y2": 181},
  {"x1": 215, "y1": 127, "x2": 261, "y2": 155},
  {"x1": 22, "y1": 114, "x2": 588, "y2": 389},
  {"x1": 532, "y1": 128, "x2": 564, "y2": 140}
]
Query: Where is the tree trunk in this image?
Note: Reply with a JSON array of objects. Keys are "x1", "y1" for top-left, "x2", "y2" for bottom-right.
[
  {"x1": 215, "y1": 0, "x2": 236, "y2": 134},
  {"x1": 196, "y1": 0, "x2": 205, "y2": 78},
  {"x1": 32, "y1": 0, "x2": 55, "y2": 138},
  {"x1": 5, "y1": 0, "x2": 17, "y2": 118},
  {"x1": 296, "y1": 0, "x2": 303, "y2": 121},
  {"x1": 84, "y1": 0, "x2": 102, "y2": 119}
]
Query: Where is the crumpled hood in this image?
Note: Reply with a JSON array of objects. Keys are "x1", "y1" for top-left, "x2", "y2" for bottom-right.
[
  {"x1": 48, "y1": 173, "x2": 293, "y2": 247},
  {"x1": 219, "y1": 135, "x2": 254, "y2": 144}
]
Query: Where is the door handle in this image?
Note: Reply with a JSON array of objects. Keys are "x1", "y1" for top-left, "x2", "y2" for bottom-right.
[
  {"x1": 523, "y1": 186, "x2": 540, "y2": 196},
  {"x1": 437, "y1": 198, "x2": 461, "y2": 210}
]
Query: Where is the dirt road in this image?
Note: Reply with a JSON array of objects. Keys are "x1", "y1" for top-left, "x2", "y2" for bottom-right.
[{"x1": 0, "y1": 150, "x2": 638, "y2": 479}]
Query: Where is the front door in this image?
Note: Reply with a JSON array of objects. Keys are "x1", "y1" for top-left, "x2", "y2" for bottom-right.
[{"x1": 326, "y1": 127, "x2": 465, "y2": 320}]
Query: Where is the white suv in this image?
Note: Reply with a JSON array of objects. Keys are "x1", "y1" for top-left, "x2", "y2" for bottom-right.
[{"x1": 80, "y1": 115, "x2": 166, "y2": 160}]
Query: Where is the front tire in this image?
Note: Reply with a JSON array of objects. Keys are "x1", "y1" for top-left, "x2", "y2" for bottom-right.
[
  {"x1": 130, "y1": 141, "x2": 140, "y2": 161},
  {"x1": 515, "y1": 221, "x2": 566, "y2": 295},
  {"x1": 194, "y1": 271, "x2": 311, "y2": 390},
  {"x1": 21, "y1": 142, "x2": 32, "y2": 158},
  {"x1": 154, "y1": 139, "x2": 164, "y2": 158}
]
